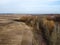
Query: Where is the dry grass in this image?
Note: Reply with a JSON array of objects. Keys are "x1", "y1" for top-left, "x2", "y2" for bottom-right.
[{"x1": 0, "y1": 14, "x2": 60, "y2": 45}]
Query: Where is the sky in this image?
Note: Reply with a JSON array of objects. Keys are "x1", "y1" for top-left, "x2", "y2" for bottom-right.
[{"x1": 0, "y1": 0, "x2": 60, "y2": 14}]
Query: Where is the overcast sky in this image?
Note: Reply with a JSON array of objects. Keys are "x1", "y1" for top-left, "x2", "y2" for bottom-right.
[{"x1": 0, "y1": 0, "x2": 60, "y2": 14}]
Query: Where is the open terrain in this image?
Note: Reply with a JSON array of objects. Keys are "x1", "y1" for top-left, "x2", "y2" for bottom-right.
[{"x1": 0, "y1": 14, "x2": 60, "y2": 45}]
